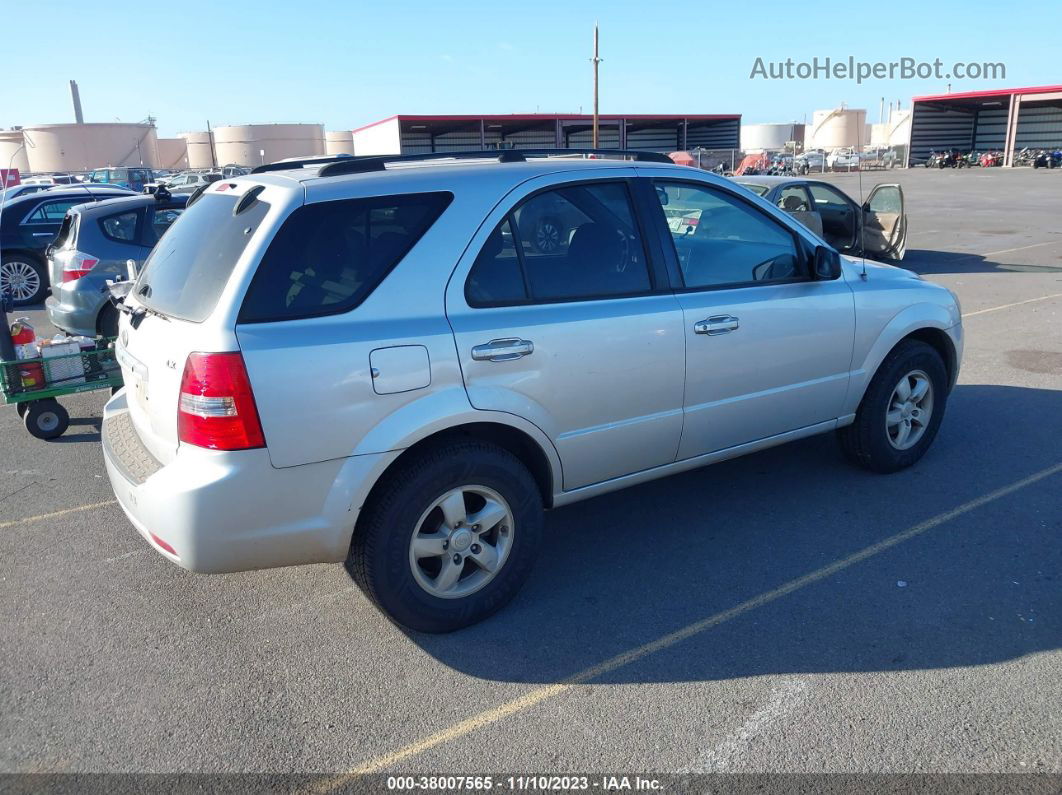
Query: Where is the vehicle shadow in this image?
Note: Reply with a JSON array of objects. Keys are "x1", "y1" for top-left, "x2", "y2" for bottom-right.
[
  {"x1": 903, "y1": 249, "x2": 1062, "y2": 275},
  {"x1": 410, "y1": 384, "x2": 1062, "y2": 684}
]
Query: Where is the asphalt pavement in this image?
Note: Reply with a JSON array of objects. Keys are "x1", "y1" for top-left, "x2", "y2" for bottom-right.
[{"x1": 1, "y1": 166, "x2": 1060, "y2": 781}]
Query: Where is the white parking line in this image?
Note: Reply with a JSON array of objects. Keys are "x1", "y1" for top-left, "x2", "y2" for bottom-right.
[
  {"x1": 962, "y1": 292, "x2": 1062, "y2": 319},
  {"x1": 680, "y1": 680, "x2": 811, "y2": 773}
]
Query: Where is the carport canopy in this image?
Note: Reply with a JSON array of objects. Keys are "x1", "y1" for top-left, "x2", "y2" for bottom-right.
[{"x1": 907, "y1": 85, "x2": 1062, "y2": 167}]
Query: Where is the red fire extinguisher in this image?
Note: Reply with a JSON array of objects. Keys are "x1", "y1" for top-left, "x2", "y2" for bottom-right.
[{"x1": 9, "y1": 318, "x2": 44, "y2": 389}]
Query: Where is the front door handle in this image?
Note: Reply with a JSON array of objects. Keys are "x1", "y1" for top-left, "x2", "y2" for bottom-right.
[
  {"x1": 471, "y1": 338, "x2": 534, "y2": 362},
  {"x1": 694, "y1": 315, "x2": 739, "y2": 335}
]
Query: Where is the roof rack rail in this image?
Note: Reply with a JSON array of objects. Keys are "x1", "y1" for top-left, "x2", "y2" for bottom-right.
[
  {"x1": 251, "y1": 153, "x2": 356, "y2": 174},
  {"x1": 316, "y1": 148, "x2": 673, "y2": 178}
]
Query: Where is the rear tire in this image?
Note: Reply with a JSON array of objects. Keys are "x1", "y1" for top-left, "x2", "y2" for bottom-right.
[
  {"x1": 24, "y1": 399, "x2": 69, "y2": 440},
  {"x1": 98, "y1": 304, "x2": 119, "y2": 339},
  {"x1": 837, "y1": 340, "x2": 948, "y2": 473},
  {"x1": 348, "y1": 441, "x2": 544, "y2": 633}
]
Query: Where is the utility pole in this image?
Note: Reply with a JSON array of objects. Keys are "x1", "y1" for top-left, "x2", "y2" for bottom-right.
[{"x1": 591, "y1": 22, "x2": 601, "y2": 148}]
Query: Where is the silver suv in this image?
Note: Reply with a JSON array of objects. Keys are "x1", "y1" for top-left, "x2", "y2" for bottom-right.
[{"x1": 102, "y1": 150, "x2": 963, "y2": 632}]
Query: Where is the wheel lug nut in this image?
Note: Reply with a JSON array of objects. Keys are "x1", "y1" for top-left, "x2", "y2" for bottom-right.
[
  {"x1": 453, "y1": 553, "x2": 462, "y2": 564},
  {"x1": 471, "y1": 524, "x2": 480, "y2": 532},
  {"x1": 442, "y1": 540, "x2": 449, "y2": 550},
  {"x1": 470, "y1": 543, "x2": 481, "y2": 554}
]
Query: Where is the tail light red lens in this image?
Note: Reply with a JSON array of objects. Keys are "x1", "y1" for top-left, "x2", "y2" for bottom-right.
[
  {"x1": 178, "y1": 352, "x2": 265, "y2": 450},
  {"x1": 60, "y1": 251, "x2": 99, "y2": 282}
]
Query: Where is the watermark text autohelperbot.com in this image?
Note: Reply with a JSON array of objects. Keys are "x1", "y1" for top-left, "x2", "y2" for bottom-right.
[{"x1": 750, "y1": 56, "x2": 1005, "y2": 83}]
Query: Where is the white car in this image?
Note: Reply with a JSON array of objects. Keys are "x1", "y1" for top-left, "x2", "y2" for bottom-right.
[{"x1": 103, "y1": 149, "x2": 963, "y2": 632}]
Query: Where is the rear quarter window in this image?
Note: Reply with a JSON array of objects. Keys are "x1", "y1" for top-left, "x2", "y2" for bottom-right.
[
  {"x1": 134, "y1": 193, "x2": 271, "y2": 322},
  {"x1": 238, "y1": 192, "x2": 452, "y2": 323}
]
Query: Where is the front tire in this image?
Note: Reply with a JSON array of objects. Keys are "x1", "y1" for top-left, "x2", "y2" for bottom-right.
[
  {"x1": 838, "y1": 340, "x2": 948, "y2": 473},
  {"x1": 348, "y1": 441, "x2": 543, "y2": 633}
]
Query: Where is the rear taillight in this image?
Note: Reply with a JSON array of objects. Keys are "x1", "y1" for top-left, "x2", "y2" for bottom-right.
[
  {"x1": 60, "y1": 251, "x2": 99, "y2": 282},
  {"x1": 178, "y1": 352, "x2": 265, "y2": 451}
]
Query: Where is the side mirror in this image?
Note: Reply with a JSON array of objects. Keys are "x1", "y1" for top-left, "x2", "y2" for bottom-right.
[{"x1": 813, "y1": 245, "x2": 842, "y2": 280}]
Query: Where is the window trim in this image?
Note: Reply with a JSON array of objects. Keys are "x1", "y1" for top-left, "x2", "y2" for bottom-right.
[
  {"x1": 463, "y1": 177, "x2": 665, "y2": 309},
  {"x1": 237, "y1": 190, "x2": 454, "y2": 325},
  {"x1": 22, "y1": 200, "x2": 80, "y2": 225},
  {"x1": 98, "y1": 208, "x2": 144, "y2": 244},
  {"x1": 648, "y1": 178, "x2": 813, "y2": 294}
]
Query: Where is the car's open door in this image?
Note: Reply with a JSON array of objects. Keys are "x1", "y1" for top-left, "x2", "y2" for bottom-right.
[{"x1": 861, "y1": 183, "x2": 907, "y2": 260}]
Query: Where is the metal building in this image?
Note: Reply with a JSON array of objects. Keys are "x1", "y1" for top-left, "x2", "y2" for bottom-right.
[
  {"x1": 351, "y1": 114, "x2": 741, "y2": 156},
  {"x1": 213, "y1": 123, "x2": 325, "y2": 167},
  {"x1": 907, "y1": 84, "x2": 1062, "y2": 166},
  {"x1": 19, "y1": 123, "x2": 160, "y2": 172}
]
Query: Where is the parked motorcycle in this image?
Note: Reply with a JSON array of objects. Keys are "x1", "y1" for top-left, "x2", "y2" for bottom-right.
[
  {"x1": 980, "y1": 150, "x2": 1003, "y2": 167},
  {"x1": 1032, "y1": 149, "x2": 1061, "y2": 169}
]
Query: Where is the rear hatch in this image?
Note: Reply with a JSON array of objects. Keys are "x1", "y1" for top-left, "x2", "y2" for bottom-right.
[
  {"x1": 47, "y1": 212, "x2": 79, "y2": 287},
  {"x1": 115, "y1": 181, "x2": 294, "y2": 465}
]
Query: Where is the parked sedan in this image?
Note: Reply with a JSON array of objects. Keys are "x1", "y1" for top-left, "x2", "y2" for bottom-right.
[
  {"x1": 0, "y1": 186, "x2": 135, "y2": 306},
  {"x1": 46, "y1": 191, "x2": 187, "y2": 337},
  {"x1": 0, "y1": 183, "x2": 55, "y2": 202},
  {"x1": 166, "y1": 172, "x2": 223, "y2": 193},
  {"x1": 732, "y1": 175, "x2": 908, "y2": 260}
]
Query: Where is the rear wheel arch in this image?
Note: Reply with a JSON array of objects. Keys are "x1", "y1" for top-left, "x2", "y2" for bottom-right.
[{"x1": 359, "y1": 421, "x2": 556, "y2": 522}]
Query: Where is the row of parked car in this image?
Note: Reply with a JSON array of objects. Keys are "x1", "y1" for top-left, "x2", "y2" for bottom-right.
[
  {"x1": 0, "y1": 184, "x2": 187, "y2": 344},
  {"x1": 0, "y1": 163, "x2": 252, "y2": 309}
]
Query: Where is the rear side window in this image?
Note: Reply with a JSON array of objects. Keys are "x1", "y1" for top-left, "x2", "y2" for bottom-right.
[
  {"x1": 26, "y1": 200, "x2": 81, "y2": 223},
  {"x1": 466, "y1": 181, "x2": 651, "y2": 306},
  {"x1": 135, "y1": 193, "x2": 271, "y2": 322},
  {"x1": 238, "y1": 192, "x2": 452, "y2": 323},
  {"x1": 100, "y1": 210, "x2": 140, "y2": 242}
]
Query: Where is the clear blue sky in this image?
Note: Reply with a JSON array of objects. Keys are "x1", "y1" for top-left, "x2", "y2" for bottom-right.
[{"x1": 1, "y1": 0, "x2": 1058, "y2": 136}]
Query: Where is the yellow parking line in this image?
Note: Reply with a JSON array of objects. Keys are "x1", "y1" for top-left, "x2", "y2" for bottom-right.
[
  {"x1": 321, "y1": 461, "x2": 1062, "y2": 782},
  {"x1": 962, "y1": 292, "x2": 1062, "y2": 318},
  {"x1": 0, "y1": 500, "x2": 117, "y2": 530}
]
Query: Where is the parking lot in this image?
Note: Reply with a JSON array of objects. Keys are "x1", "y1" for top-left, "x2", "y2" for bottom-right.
[{"x1": 1, "y1": 167, "x2": 1060, "y2": 780}]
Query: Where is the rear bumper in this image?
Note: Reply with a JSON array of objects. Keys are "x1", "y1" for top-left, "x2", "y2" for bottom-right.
[
  {"x1": 101, "y1": 392, "x2": 399, "y2": 573},
  {"x1": 45, "y1": 286, "x2": 103, "y2": 338}
]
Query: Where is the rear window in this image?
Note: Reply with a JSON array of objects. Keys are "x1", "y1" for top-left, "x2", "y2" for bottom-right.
[
  {"x1": 135, "y1": 193, "x2": 271, "y2": 322},
  {"x1": 238, "y1": 192, "x2": 452, "y2": 323}
]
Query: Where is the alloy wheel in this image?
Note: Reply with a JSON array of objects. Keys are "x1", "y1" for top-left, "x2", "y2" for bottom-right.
[
  {"x1": 886, "y1": 369, "x2": 934, "y2": 450},
  {"x1": 0, "y1": 260, "x2": 41, "y2": 302},
  {"x1": 408, "y1": 485, "x2": 515, "y2": 599}
]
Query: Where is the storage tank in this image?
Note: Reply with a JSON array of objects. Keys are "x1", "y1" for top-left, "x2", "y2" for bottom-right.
[
  {"x1": 180, "y1": 131, "x2": 215, "y2": 169},
  {"x1": 0, "y1": 130, "x2": 30, "y2": 173},
  {"x1": 157, "y1": 138, "x2": 189, "y2": 170},
  {"x1": 325, "y1": 130, "x2": 355, "y2": 156},
  {"x1": 740, "y1": 123, "x2": 804, "y2": 152},
  {"x1": 870, "y1": 110, "x2": 912, "y2": 148},
  {"x1": 213, "y1": 123, "x2": 325, "y2": 167},
  {"x1": 806, "y1": 107, "x2": 867, "y2": 150},
  {"x1": 22, "y1": 123, "x2": 160, "y2": 172}
]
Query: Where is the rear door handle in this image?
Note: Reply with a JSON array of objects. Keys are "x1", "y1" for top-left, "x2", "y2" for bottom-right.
[
  {"x1": 471, "y1": 338, "x2": 534, "y2": 362},
  {"x1": 694, "y1": 315, "x2": 739, "y2": 335}
]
